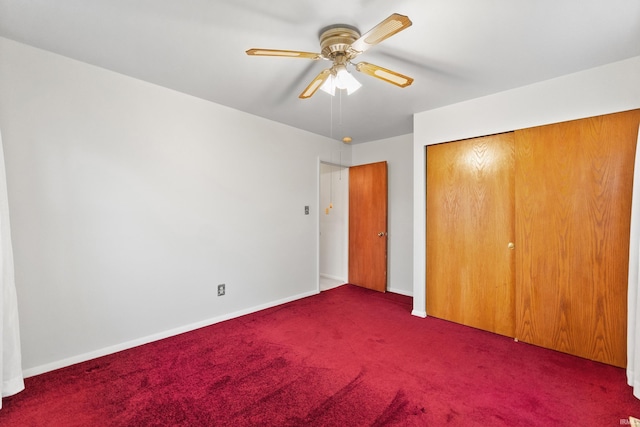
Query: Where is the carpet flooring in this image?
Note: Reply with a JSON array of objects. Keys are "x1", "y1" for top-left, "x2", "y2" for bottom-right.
[{"x1": 1, "y1": 284, "x2": 638, "y2": 426}]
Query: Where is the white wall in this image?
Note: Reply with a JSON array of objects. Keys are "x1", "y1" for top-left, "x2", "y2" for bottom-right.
[
  {"x1": 412, "y1": 56, "x2": 640, "y2": 317},
  {"x1": 352, "y1": 134, "x2": 413, "y2": 296},
  {"x1": 319, "y1": 163, "x2": 348, "y2": 282},
  {"x1": 0, "y1": 37, "x2": 347, "y2": 375}
]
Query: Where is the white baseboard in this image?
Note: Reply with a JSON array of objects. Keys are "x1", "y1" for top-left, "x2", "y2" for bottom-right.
[
  {"x1": 319, "y1": 273, "x2": 346, "y2": 282},
  {"x1": 387, "y1": 286, "x2": 413, "y2": 297},
  {"x1": 321, "y1": 282, "x2": 345, "y2": 291},
  {"x1": 22, "y1": 289, "x2": 319, "y2": 378},
  {"x1": 320, "y1": 277, "x2": 413, "y2": 298},
  {"x1": 411, "y1": 309, "x2": 427, "y2": 318}
]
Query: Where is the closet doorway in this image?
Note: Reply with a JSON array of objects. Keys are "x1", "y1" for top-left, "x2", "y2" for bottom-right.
[{"x1": 319, "y1": 162, "x2": 349, "y2": 291}]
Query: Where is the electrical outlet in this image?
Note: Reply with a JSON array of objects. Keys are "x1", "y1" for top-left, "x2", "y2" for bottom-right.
[
  {"x1": 217, "y1": 284, "x2": 225, "y2": 296},
  {"x1": 305, "y1": 206, "x2": 309, "y2": 215}
]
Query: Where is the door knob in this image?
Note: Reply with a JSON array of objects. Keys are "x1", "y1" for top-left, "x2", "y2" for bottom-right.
[
  {"x1": 508, "y1": 242, "x2": 515, "y2": 250},
  {"x1": 378, "y1": 232, "x2": 386, "y2": 237}
]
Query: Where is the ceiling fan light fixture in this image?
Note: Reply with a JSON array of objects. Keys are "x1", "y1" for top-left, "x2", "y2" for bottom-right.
[
  {"x1": 320, "y1": 65, "x2": 361, "y2": 96},
  {"x1": 335, "y1": 66, "x2": 362, "y2": 95},
  {"x1": 319, "y1": 76, "x2": 336, "y2": 96}
]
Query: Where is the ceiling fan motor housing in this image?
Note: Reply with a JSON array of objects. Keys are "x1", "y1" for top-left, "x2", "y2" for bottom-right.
[{"x1": 319, "y1": 26, "x2": 360, "y2": 60}]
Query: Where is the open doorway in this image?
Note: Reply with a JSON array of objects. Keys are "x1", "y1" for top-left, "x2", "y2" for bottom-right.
[{"x1": 319, "y1": 162, "x2": 349, "y2": 291}]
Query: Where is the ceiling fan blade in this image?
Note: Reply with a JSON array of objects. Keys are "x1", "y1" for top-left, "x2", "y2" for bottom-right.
[
  {"x1": 246, "y1": 48, "x2": 321, "y2": 60},
  {"x1": 349, "y1": 13, "x2": 412, "y2": 54},
  {"x1": 354, "y1": 62, "x2": 413, "y2": 88},
  {"x1": 299, "y1": 69, "x2": 332, "y2": 99}
]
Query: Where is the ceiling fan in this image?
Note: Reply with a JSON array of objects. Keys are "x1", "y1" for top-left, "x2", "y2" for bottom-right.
[{"x1": 246, "y1": 13, "x2": 414, "y2": 99}]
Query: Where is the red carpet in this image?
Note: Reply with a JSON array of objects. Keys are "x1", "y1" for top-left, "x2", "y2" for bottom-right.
[{"x1": 1, "y1": 284, "x2": 638, "y2": 426}]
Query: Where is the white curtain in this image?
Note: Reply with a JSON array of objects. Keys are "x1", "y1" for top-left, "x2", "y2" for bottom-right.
[
  {"x1": 0, "y1": 129, "x2": 24, "y2": 408},
  {"x1": 628, "y1": 125, "x2": 640, "y2": 399}
]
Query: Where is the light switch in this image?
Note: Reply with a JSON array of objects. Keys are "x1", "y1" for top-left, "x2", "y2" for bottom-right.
[{"x1": 305, "y1": 206, "x2": 309, "y2": 215}]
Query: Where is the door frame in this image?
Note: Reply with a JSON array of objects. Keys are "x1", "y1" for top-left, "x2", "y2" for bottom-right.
[
  {"x1": 316, "y1": 158, "x2": 390, "y2": 293},
  {"x1": 317, "y1": 159, "x2": 350, "y2": 293}
]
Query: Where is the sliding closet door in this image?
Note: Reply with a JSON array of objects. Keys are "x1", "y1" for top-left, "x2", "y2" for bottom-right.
[
  {"x1": 426, "y1": 133, "x2": 516, "y2": 337},
  {"x1": 515, "y1": 109, "x2": 640, "y2": 368}
]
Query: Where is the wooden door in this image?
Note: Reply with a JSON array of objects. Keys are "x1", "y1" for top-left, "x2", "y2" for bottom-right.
[
  {"x1": 349, "y1": 161, "x2": 388, "y2": 292},
  {"x1": 515, "y1": 109, "x2": 640, "y2": 368},
  {"x1": 426, "y1": 133, "x2": 516, "y2": 337}
]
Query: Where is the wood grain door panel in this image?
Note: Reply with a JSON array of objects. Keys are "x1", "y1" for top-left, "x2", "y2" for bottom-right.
[
  {"x1": 349, "y1": 161, "x2": 388, "y2": 292},
  {"x1": 515, "y1": 109, "x2": 640, "y2": 367},
  {"x1": 426, "y1": 133, "x2": 516, "y2": 337}
]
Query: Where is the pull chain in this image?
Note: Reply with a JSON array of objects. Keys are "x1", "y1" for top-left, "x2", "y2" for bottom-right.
[{"x1": 329, "y1": 92, "x2": 334, "y2": 139}]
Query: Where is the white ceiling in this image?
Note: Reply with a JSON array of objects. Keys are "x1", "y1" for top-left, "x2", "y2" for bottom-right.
[{"x1": 1, "y1": 0, "x2": 638, "y2": 143}]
